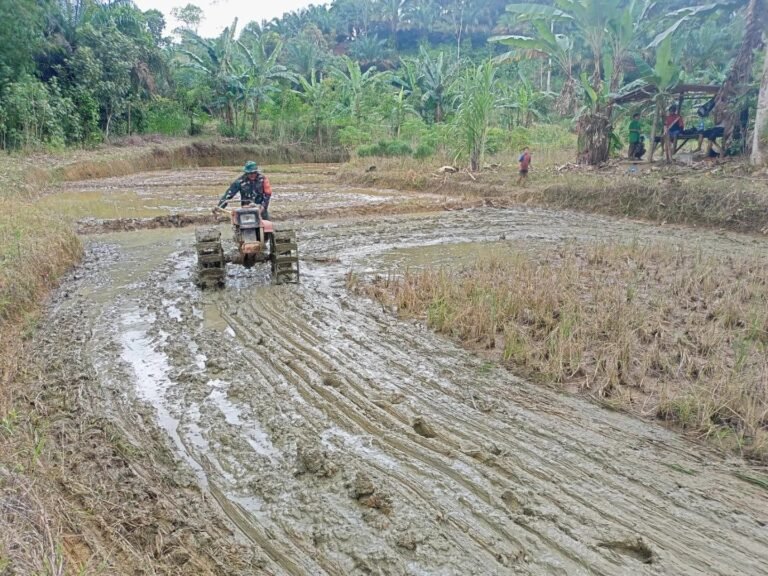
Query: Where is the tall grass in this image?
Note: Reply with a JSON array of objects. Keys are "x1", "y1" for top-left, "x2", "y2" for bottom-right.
[
  {"x1": 355, "y1": 242, "x2": 768, "y2": 460},
  {"x1": 0, "y1": 200, "x2": 82, "y2": 402}
]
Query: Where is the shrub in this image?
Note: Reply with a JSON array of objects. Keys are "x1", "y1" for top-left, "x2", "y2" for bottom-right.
[
  {"x1": 144, "y1": 98, "x2": 188, "y2": 136},
  {"x1": 508, "y1": 126, "x2": 531, "y2": 151},
  {"x1": 485, "y1": 127, "x2": 508, "y2": 155},
  {"x1": 217, "y1": 122, "x2": 251, "y2": 140},
  {"x1": 357, "y1": 140, "x2": 413, "y2": 158},
  {"x1": 338, "y1": 125, "x2": 372, "y2": 149},
  {"x1": 0, "y1": 75, "x2": 69, "y2": 149},
  {"x1": 413, "y1": 142, "x2": 436, "y2": 159}
]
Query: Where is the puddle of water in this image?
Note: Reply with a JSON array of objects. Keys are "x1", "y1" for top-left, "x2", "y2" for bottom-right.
[
  {"x1": 119, "y1": 306, "x2": 208, "y2": 485},
  {"x1": 321, "y1": 426, "x2": 401, "y2": 471},
  {"x1": 52, "y1": 164, "x2": 396, "y2": 224},
  {"x1": 207, "y1": 384, "x2": 280, "y2": 462},
  {"x1": 163, "y1": 299, "x2": 183, "y2": 321},
  {"x1": 202, "y1": 301, "x2": 229, "y2": 332},
  {"x1": 47, "y1": 188, "x2": 220, "y2": 220},
  {"x1": 379, "y1": 241, "x2": 518, "y2": 270}
]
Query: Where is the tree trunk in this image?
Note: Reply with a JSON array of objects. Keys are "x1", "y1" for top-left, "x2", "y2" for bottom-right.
[
  {"x1": 547, "y1": 22, "x2": 553, "y2": 93},
  {"x1": 225, "y1": 101, "x2": 234, "y2": 129},
  {"x1": 714, "y1": 0, "x2": 764, "y2": 148},
  {"x1": 390, "y1": 14, "x2": 398, "y2": 50},
  {"x1": 577, "y1": 111, "x2": 611, "y2": 165},
  {"x1": 752, "y1": 51, "x2": 768, "y2": 165},
  {"x1": 648, "y1": 97, "x2": 663, "y2": 163},
  {"x1": 105, "y1": 110, "x2": 113, "y2": 142},
  {"x1": 455, "y1": 7, "x2": 463, "y2": 60},
  {"x1": 555, "y1": 77, "x2": 577, "y2": 117},
  {"x1": 252, "y1": 99, "x2": 261, "y2": 137},
  {"x1": 470, "y1": 146, "x2": 480, "y2": 172},
  {"x1": 546, "y1": 61, "x2": 551, "y2": 93},
  {"x1": 435, "y1": 101, "x2": 443, "y2": 124}
]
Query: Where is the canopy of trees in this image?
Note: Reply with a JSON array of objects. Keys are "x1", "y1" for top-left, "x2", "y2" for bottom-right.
[{"x1": 0, "y1": 0, "x2": 765, "y2": 165}]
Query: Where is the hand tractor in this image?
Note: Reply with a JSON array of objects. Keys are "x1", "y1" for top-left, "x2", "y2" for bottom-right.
[{"x1": 195, "y1": 204, "x2": 299, "y2": 288}]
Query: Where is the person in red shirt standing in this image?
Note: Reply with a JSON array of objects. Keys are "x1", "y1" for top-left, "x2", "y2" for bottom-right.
[
  {"x1": 517, "y1": 147, "x2": 532, "y2": 186},
  {"x1": 664, "y1": 105, "x2": 685, "y2": 161}
]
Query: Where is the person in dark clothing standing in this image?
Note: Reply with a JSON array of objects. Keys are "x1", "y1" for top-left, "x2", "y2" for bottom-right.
[
  {"x1": 634, "y1": 136, "x2": 646, "y2": 160},
  {"x1": 517, "y1": 147, "x2": 531, "y2": 186},
  {"x1": 628, "y1": 113, "x2": 642, "y2": 159},
  {"x1": 217, "y1": 161, "x2": 273, "y2": 219}
]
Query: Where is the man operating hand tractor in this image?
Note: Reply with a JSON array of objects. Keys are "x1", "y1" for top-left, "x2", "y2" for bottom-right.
[{"x1": 218, "y1": 160, "x2": 272, "y2": 219}]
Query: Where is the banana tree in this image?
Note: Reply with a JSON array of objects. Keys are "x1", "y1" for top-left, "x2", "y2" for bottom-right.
[
  {"x1": 575, "y1": 72, "x2": 614, "y2": 165},
  {"x1": 494, "y1": 1, "x2": 613, "y2": 163},
  {"x1": 177, "y1": 19, "x2": 239, "y2": 129},
  {"x1": 330, "y1": 56, "x2": 383, "y2": 122},
  {"x1": 713, "y1": 0, "x2": 766, "y2": 149},
  {"x1": 490, "y1": 19, "x2": 574, "y2": 115},
  {"x1": 605, "y1": 0, "x2": 656, "y2": 91},
  {"x1": 389, "y1": 87, "x2": 418, "y2": 138},
  {"x1": 418, "y1": 47, "x2": 460, "y2": 123},
  {"x1": 393, "y1": 57, "x2": 422, "y2": 108},
  {"x1": 627, "y1": 37, "x2": 682, "y2": 162},
  {"x1": 237, "y1": 37, "x2": 297, "y2": 137},
  {"x1": 502, "y1": 1, "x2": 611, "y2": 88},
  {"x1": 295, "y1": 74, "x2": 331, "y2": 144}
]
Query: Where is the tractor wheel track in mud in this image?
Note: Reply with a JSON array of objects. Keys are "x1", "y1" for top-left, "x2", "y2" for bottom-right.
[{"x1": 205, "y1": 282, "x2": 767, "y2": 575}]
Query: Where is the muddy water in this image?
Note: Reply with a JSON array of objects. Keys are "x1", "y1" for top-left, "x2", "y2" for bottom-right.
[
  {"x1": 53, "y1": 168, "x2": 768, "y2": 575},
  {"x1": 49, "y1": 164, "x2": 414, "y2": 221}
]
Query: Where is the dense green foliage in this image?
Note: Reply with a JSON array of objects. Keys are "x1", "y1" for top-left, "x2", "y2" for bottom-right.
[{"x1": 0, "y1": 0, "x2": 765, "y2": 165}]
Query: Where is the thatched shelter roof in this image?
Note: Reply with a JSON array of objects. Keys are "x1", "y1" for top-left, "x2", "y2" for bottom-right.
[{"x1": 611, "y1": 84, "x2": 720, "y2": 105}]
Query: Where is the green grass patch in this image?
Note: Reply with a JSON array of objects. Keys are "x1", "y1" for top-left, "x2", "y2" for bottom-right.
[{"x1": 734, "y1": 471, "x2": 768, "y2": 491}]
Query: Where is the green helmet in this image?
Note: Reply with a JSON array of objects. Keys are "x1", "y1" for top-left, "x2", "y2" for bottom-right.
[{"x1": 243, "y1": 161, "x2": 259, "y2": 173}]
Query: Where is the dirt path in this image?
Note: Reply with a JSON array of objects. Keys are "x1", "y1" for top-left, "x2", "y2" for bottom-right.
[{"x1": 32, "y1": 167, "x2": 768, "y2": 575}]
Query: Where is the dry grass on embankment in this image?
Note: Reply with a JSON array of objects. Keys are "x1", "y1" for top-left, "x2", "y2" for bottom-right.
[
  {"x1": 339, "y1": 157, "x2": 768, "y2": 235},
  {"x1": 0, "y1": 205, "x2": 82, "y2": 397},
  {"x1": 352, "y1": 241, "x2": 768, "y2": 461}
]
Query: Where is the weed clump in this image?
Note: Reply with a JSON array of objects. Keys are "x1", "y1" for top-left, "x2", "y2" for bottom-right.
[{"x1": 357, "y1": 140, "x2": 414, "y2": 158}]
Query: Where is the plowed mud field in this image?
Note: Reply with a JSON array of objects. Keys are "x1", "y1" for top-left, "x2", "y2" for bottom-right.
[{"x1": 38, "y1": 165, "x2": 768, "y2": 575}]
